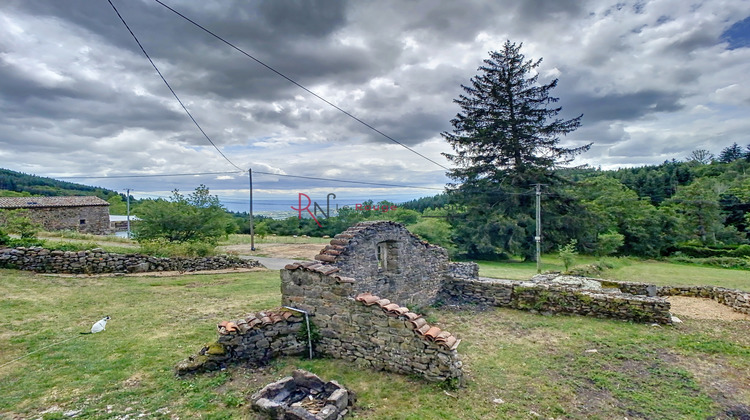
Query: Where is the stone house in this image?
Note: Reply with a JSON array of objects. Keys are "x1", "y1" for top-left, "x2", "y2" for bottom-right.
[
  {"x1": 314, "y1": 220, "x2": 453, "y2": 308},
  {"x1": 0, "y1": 196, "x2": 110, "y2": 235}
]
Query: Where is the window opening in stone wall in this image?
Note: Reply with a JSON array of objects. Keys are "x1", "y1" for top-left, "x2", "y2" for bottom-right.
[
  {"x1": 377, "y1": 241, "x2": 398, "y2": 272},
  {"x1": 79, "y1": 219, "x2": 86, "y2": 225}
]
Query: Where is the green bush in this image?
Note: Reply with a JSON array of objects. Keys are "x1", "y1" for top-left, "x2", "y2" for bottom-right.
[
  {"x1": 138, "y1": 239, "x2": 216, "y2": 258},
  {"x1": 44, "y1": 242, "x2": 102, "y2": 252},
  {"x1": 669, "y1": 256, "x2": 750, "y2": 270},
  {"x1": 595, "y1": 231, "x2": 624, "y2": 256},
  {"x1": 730, "y1": 244, "x2": 750, "y2": 258},
  {"x1": 558, "y1": 239, "x2": 578, "y2": 272},
  {"x1": 7, "y1": 238, "x2": 46, "y2": 248}
]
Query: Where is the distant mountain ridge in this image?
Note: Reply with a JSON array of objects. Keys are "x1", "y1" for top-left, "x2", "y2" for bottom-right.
[{"x1": 0, "y1": 168, "x2": 118, "y2": 199}]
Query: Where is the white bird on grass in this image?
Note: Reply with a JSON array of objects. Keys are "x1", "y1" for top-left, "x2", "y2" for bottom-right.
[{"x1": 81, "y1": 316, "x2": 111, "y2": 334}]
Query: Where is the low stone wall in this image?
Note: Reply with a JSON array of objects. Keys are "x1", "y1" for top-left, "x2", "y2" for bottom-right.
[
  {"x1": 0, "y1": 246, "x2": 263, "y2": 274},
  {"x1": 657, "y1": 285, "x2": 750, "y2": 315},
  {"x1": 178, "y1": 262, "x2": 464, "y2": 382},
  {"x1": 448, "y1": 261, "x2": 479, "y2": 280},
  {"x1": 176, "y1": 309, "x2": 306, "y2": 375},
  {"x1": 440, "y1": 277, "x2": 673, "y2": 324},
  {"x1": 594, "y1": 279, "x2": 750, "y2": 315},
  {"x1": 282, "y1": 263, "x2": 463, "y2": 382}
]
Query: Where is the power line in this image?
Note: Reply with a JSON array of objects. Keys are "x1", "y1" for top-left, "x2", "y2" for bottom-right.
[
  {"x1": 55, "y1": 170, "x2": 444, "y2": 191},
  {"x1": 106, "y1": 0, "x2": 245, "y2": 172},
  {"x1": 56, "y1": 171, "x2": 239, "y2": 179},
  {"x1": 252, "y1": 171, "x2": 443, "y2": 190},
  {"x1": 151, "y1": 0, "x2": 450, "y2": 172}
]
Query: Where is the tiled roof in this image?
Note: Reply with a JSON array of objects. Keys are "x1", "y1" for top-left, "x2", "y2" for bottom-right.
[
  {"x1": 0, "y1": 196, "x2": 110, "y2": 209},
  {"x1": 218, "y1": 308, "x2": 299, "y2": 335},
  {"x1": 314, "y1": 220, "x2": 431, "y2": 264},
  {"x1": 355, "y1": 292, "x2": 461, "y2": 351}
]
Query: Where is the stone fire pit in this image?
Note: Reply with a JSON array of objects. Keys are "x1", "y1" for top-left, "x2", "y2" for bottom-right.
[{"x1": 250, "y1": 369, "x2": 354, "y2": 419}]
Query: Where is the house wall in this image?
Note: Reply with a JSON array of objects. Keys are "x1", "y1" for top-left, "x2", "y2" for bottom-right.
[{"x1": 26, "y1": 205, "x2": 110, "y2": 234}]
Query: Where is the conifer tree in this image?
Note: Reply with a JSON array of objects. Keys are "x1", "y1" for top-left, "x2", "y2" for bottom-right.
[{"x1": 442, "y1": 41, "x2": 590, "y2": 259}]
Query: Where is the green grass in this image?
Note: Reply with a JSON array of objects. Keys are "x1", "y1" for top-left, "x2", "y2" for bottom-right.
[
  {"x1": 221, "y1": 234, "x2": 331, "y2": 246},
  {"x1": 1, "y1": 267, "x2": 749, "y2": 419},
  {"x1": 477, "y1": 256, "x2": 750, "y2": 291},
  {"x1": 603, "y1": 260, "x2": 750, "y2": 291}
]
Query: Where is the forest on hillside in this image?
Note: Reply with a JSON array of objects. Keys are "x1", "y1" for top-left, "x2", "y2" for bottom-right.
[{"x1": 2, "y1": 150, "x2": 750, "y2": 264}]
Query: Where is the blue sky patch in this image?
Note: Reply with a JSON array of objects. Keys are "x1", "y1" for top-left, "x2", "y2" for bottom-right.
[{"x1": 721, "y1": 16, "x2": 750, "y2": 49}]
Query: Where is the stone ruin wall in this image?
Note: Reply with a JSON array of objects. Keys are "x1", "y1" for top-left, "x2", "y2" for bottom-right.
[
  {"x1": 608, "y1": 280, "x2": 749, "y2": 315},
  {"x1": 315, "y1": 220, "x2": 449, "y2": 308},
  {"x1": 176, "y1": 309, "x2": 306, "y2": 375},
  {"x1": 0, "y1": 246, "x2": 262, "y2": 274},
  {"x1": 177, "y1": 262, "x2": 463, "y2": 383},
  {"x1": 440, "y1": 276, "x2": 673, "y2": 324},
  {"x1": 282, "y1": 265, "x2": 462, "y2": 382}
]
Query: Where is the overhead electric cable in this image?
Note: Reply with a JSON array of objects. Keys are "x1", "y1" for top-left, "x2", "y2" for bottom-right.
[
  {"x1": 152, "y1": 0, "x2": 450, "y2": 171},
  {"x1": 252, "y1": 171, "x2": 444, "y2": 190},
  {"x1": 106, "y1": 0, "x2": 245, "y2": 172},
  {"x1": 56, "y1": 171, "x2": 239, "y2": 179},
  {"x1": 55, "y1": 170, "x2": 443, "y2": 190}
]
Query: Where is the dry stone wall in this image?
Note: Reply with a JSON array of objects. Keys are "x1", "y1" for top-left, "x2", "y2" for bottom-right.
[
  {"x1": 176, "y1": 309, "x2": 305, "y2": 375},
  {"x1": 282, "y1": 263, "x2": 463, "y2": 382},
  {"x1": 315, "y1": 221, "x2": 450, "y2": 308},
  {"x1": 595, "y1": 279, "x2": 750, "y2": 315},
  {"x1": 440, "y1": 276, "x2": 673, "y2": 324},
  {"x1": 0, "y1": 246, "x2": 262, "y2": 274}
]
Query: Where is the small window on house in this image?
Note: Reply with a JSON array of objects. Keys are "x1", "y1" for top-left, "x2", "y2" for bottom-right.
[
  {"x1": 376, "y1": 240, "x2": 398, "y2": 272},
  {"x1": 79, "y1": 219, "x2": 86, "y2": 225}
]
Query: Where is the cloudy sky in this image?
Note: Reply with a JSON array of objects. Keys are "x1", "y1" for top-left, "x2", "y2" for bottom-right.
[{"x1": 1, "y1": 0, "x2": 749, "y2": 212}]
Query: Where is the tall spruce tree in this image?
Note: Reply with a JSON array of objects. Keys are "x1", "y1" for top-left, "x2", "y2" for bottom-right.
[
  {"x1": 718, "y1": 142, "x2": 744, "y2": 163},
  {"x1": 442, "y1": 41, "x2": 590, "y2": 259}
]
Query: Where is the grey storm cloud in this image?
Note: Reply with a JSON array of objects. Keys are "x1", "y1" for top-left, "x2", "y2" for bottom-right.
[{"x1": 0, "y1": 0, "x2": 749, "y2": 204}]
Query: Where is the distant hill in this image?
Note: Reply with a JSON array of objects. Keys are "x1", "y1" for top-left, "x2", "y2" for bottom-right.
[{"x1": 0, "y1": 168, "x2": 118, "y2": 199}]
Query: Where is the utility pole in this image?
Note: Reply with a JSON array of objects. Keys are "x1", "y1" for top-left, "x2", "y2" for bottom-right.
[
  {"x1": 126, "y1": 188, "x2": 131, "y2": 239},
  {"x1": 249, "y1": 169, "x2": 255, "y2": 251},
  {"x1": 534, "y1": 184, "x2": 542, "y2": 274}
]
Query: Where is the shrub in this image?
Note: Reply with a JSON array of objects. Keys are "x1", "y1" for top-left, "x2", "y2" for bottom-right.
[
  {"x1": 595, "y1": 231, "x2": 624, "y2": 256},
  {"x1": 558, "y1": 239, "x2": 578, "y2": 272},
  {"x1": 669, "y1": 256, "x2": 750, "y2": 270},
  {"x1": 138, "y1": 239, "x2": 216, "y2": 258},
  {"x1": 731, "y1": 244, "x2": 750, "y2": 258}
]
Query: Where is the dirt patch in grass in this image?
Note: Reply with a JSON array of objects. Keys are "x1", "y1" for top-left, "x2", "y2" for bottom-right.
[
  {"x1": 667, "y1": 352, "x2": 750, "y2": 418},
  {"x1": 220, "y1": 243, "x2": 322, "y2": 259},
  {"x1": 667, "y1": 296, "x2": 750, "y2": 321}
]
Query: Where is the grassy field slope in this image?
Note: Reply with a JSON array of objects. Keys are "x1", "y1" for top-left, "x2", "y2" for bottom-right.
[{"x1": 1, "y1": 268, "x2": 748, "y2": 419}]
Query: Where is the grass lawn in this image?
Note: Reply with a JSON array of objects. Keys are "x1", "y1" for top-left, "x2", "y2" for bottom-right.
[
  {"x1": 476, "y1": 256, "x2": 750, "y2": 292},
  {"x1": 1, "y1": 267, "x2": 749, "y2": 419}
]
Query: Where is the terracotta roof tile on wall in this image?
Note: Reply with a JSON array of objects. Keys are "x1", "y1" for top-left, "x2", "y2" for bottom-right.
[
  {"x1": 217, "y1": 308, "x2": 300, "y2": 335},
  {"x1": 354, "y1": 292, "x2": 461, "y2": 351},
  {"x1": 0, "y1": 196, "x2": 110, "y2": 209}
]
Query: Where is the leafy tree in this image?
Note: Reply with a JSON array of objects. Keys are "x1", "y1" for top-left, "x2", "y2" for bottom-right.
[
  {"x1": 442, "y1": 40, "x2": 590, "y2": 259},
  {"x1": 664, "y1": 179, "x2": 743, "y2": 245},
  {"x1": 718, "y1": 142, "x2": 744, "y2": 163},
  {"x1": 572, "y1": 177, "x2": 676, "y2": 257},
  {"x1": 134, "y1": 185, "x2": 235, "y2": 244},
  {"x1": 0, "y1": 209, "x2": 39, "y2": 239},
  {"x1": 685, "y1": 149, "x2": 714, "y2": 165},
  {"x1": 595, "y1": 231, "x2": 624, "y2": 256},
  {"x1": 107, "y1": 194, "x2": 128, "y2": 215}
]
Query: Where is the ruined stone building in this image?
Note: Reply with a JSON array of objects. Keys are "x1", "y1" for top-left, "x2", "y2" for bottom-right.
[{"x1": 0, "y1": 196, "x2": 110, "y2": 235}]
